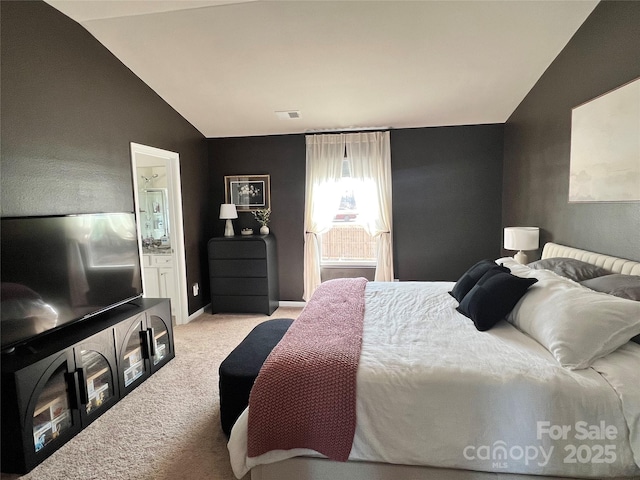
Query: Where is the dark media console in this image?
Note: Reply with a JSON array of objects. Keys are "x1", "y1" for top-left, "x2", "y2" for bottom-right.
[{"x1": 1, "y1": 298, "x2": 174, "y2": 474}]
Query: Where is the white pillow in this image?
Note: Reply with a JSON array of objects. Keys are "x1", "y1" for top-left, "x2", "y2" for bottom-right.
[
  {"x1": 505, "y1": 268, "x2": 640, "y2": 370},
  {"x1": 496, "y1": 257, "x2": 533, "y2": 276}
]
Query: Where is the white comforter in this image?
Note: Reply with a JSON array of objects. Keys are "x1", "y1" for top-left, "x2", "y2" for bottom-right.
[{"x1": 228, "y1": 281, "x2": 640, "y2": 478}]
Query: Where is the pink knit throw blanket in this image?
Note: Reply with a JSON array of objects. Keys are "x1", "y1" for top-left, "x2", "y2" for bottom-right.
[{"x1": 247, "y1": 277, "x2": 368, "y2": 461}]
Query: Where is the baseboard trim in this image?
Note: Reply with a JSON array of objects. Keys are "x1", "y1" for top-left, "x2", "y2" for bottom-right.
[
  {"x1": 185, "y1": 302, "x2": 300, "y2": 322},
  {"x1": 278, "y1": 301, "x2": 306, "y2": 308},
  {"x1": 187, "y1": 304, "x2": 210, "y2": 323}
]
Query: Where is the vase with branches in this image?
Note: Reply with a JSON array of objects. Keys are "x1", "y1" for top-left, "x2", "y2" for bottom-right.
[{"x1": 252, "y1": 208, "x2": 271, "y2": 234}]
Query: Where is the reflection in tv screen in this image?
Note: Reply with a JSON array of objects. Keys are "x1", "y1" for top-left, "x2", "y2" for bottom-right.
[{"x1": 1, "y1": 213, "x2": 143, "y2": 351}]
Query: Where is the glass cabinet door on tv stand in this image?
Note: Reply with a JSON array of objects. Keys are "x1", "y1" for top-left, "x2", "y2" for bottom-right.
[
  {"x1": 149, "y1": 307, "x2": 172, "y2": 368},
  {"x1": 117, "y1": 313, "x2": 150, "y2": 393},
  {"x1": 7, "y1": 351, "x2": 84, "y2": 473},
  {"x1": 116, "y1": 299, "x2": 173, "y2": 396},
  {"x1": 31, "y1": 358, "x2": 79, "y2": 455},
  {"x1": 74, "y1": 329, "x2": 120, "y2": 426}
]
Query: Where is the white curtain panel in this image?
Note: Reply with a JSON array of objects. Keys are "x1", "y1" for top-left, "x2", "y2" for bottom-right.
[
  {"x1": 345, "y1": 131, "x2": 394, "y2": 282},
  {"x1": 303, "y1": 134, "x2": 344, "y2": 301}
]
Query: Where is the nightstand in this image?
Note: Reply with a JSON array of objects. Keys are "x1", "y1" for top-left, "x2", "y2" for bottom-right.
[{"x1": 207, "y1": 235, "x2": 279, "y2": 315}]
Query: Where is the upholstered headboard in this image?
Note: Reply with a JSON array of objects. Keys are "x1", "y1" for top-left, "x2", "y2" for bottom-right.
[{"x1": 541, "y1": 242, "x2": 640, "y2": 275}]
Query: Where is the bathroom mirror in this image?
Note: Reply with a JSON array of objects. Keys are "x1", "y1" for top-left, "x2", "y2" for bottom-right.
[{"x1": 139, "y1": 187, "x2": 171, "y2": 249}]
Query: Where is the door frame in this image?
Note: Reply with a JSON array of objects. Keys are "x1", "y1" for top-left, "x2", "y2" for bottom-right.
[{"x1": 130, "y1": 142, "x2": 189, "y2": 325}]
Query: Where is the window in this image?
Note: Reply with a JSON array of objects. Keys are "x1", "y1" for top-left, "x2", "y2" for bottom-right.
[
  {"x1": 320, "y1": 159, "x2": 376, "y2": 266},
  {"x1": 304, "y1": 132, "x2": 393, "y2": 301}
]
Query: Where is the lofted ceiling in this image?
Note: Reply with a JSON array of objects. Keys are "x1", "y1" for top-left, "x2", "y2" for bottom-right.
[{"x1": 45, "y1": 0, "x2": 598, "y2": 138}]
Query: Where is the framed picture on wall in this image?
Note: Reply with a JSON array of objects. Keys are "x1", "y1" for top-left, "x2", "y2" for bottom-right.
[
  {"x1": 569, "y1": 77, "x2": 640, "y2": 203},
  {"x1": 224, "y1": 174, "x2": 271, "y2": 211}
]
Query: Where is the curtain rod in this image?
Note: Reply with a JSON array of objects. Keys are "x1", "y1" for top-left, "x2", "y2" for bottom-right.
[{"x1": 305, "y1": 126, "x2": 391, "y2": 135}]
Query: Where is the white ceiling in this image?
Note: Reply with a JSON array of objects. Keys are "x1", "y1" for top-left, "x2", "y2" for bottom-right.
[{"x1": 45, "y1": 0, "x2": 598, "y2": 138}]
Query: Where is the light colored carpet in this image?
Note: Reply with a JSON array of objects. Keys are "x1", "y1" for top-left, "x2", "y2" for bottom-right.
[{"x1": 3, "y1": 307, "x2": 302, "y2": 480}]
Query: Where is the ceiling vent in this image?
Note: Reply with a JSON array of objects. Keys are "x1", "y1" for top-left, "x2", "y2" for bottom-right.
[{"x1": 275, "y1": 110, "x2": 301, "y2": 120}]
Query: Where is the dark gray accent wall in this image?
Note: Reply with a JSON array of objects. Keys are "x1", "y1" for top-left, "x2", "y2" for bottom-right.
[
  {"x1": 208, "y1": 135, "x2": 307, "y2": 301},
  {"x1": 391, "y1": 125, "x2": 504, "y2": 281},
  {"x1": 504, "y1": 1, "x2": 640, "y2": 261},
  {"x1": 209, "y1": 125, "x2": 504, "y2": 300},
  {"x1": 1, "y1": 0, "x2": 211, "y2": 314}
]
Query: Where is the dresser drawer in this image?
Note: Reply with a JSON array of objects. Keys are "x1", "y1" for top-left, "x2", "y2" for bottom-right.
[
  {"x1": 211, "y1": 295, "x2": 270, "y2": 314},
  {"x1": 211, "y1": 277, "x2": 268, "y2": 296},
  {"x1": 209, "y1": 259, "x2": 267, "y2": 277},
  {"x1": 209, "y1": 240, "x2": 266, "y2": 259}
]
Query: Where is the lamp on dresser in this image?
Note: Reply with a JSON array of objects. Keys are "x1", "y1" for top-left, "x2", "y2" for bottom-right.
[
  {"x1": 504, "y1": 227, "x2": 539, "y2": 264},
  {"x1": 220, "y1": 204, "x2": 238, "y2": 237}
]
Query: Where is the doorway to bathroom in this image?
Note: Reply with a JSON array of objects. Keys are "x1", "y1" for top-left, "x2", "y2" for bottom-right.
[{"x1": 130, "y1": 142, "x2": 188, "y2": 325}]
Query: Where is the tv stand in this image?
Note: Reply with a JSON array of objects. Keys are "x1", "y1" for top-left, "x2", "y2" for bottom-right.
[{"x1": 1, "y1": 298, "x2": 174, "y2": 474}]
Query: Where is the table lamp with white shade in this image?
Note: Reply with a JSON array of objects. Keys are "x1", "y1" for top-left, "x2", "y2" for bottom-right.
[
  {"x1": 504, "y1": 227, "x2": 539, "y2": 264},
  {"x1": 220, "y1": 204, "x2": 238, "y2": 237}
]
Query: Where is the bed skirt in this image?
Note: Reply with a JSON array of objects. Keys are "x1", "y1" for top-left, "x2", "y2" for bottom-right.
[{"x1": 251, "y1": 457, "x2": 640, "y2": 480}]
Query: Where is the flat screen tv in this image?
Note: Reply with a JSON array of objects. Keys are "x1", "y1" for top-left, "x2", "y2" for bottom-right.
[{"x1": 1, "y1": 212, "x2": 143, "y2": 352}]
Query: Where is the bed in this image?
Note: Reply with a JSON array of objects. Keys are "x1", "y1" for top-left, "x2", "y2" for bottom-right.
[{"x1": 227, "y1": 242, "x2": 640, "y2": 480}]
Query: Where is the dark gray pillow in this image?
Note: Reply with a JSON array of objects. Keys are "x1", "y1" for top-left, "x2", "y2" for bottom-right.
[
  {"x1": 527, "y1": 258, "x2": 610, "y2": 282},
  {"x1": 632, "y1": 335, "x2": 640, "y2": 345},
  {"x1": 580, "y1": 274, "x2": 640, "y2": 301}
]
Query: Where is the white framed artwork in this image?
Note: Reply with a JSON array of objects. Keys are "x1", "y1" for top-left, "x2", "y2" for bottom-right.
[{"x1": 569, "y1": 77, "x2": 640, "y2": 203}]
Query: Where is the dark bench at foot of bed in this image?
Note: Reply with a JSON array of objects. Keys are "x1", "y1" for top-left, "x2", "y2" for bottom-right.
[{"x1": 219, "y1": 318, "x2": 294, "y2": 437}]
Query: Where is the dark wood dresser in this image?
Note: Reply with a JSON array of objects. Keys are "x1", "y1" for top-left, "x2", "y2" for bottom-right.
[{"x1": 207, "y1": 235, "x2": 279, "y2": 315}]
